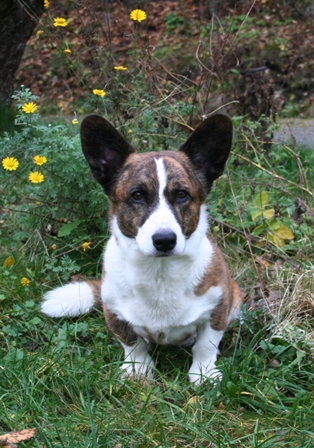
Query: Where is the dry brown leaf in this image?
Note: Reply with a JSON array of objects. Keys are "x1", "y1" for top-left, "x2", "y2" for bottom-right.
[{"x1": 0, "y1": 428, "x2": 36, "y2": 446}]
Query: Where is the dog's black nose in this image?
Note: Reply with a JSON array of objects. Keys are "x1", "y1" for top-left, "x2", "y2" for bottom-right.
[{"x1": 152, "y1": 231, "x2": 177, "y2": 252}]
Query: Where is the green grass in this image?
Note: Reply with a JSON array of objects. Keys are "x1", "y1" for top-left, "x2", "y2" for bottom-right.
[{"x1": 1, "y1": 281, "x2": 314, "y2": 447}]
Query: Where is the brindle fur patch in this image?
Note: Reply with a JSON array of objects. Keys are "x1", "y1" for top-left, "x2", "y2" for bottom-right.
[
  {"x1": 194, "y1": 238, "x2": 243, "y2": 331},
  {"x1": 110, "y1": 153, "x2": 160, "y2": 238},
  {"x1": 161, "y1": 153, "x2": 207, "y2": 237},
  {"x1": 103, "y1": 304, "x2": 138, "y2": 346}
]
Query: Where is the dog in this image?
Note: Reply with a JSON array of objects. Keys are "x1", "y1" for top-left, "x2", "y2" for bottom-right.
[{"x1": 41, "y1": 113, "x2": 243, "y2": 384}]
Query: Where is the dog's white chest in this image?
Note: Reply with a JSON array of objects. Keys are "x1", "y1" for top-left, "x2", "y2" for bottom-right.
[{"x1": 101, "y1": 235, "x2": 222, "y2": 345}]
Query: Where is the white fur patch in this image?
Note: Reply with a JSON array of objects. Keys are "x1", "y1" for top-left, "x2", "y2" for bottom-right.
[
  {"x1": 120, "y1": 340, "x2": 154, "y2": 379},
  {"x1": 135, "y1": 158, "x2": 186, "y2": 256},
  {"x1": 41, "y1": 281, "x2": 95, "y2": 317},
  {"x1": 189, "y1": 326, "x2": 224, "y2": 384},
  {"x1": 102, "y1": 225, "x2": 220, "y2": 337}
]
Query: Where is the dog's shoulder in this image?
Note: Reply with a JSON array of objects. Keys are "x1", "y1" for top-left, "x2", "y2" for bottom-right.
[
  {"x1": 194, "y1": 236, "x2": 244, "y2": 330},
  {"x1": 194, "y1": 236, "x2": 231, "y2": 296}
]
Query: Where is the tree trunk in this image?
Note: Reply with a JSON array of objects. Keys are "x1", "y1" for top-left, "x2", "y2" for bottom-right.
[{"x1": 0, "y1": 0, "x2": 44, "y2": 105}]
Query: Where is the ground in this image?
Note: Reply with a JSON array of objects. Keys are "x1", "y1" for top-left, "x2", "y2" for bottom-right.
[{"x1": 16, "y1": 0, "x2": 314, "y2": 118}]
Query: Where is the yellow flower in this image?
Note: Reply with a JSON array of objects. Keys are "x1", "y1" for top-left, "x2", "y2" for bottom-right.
[
  {"x1": 63, "y1": 49, "x2": 71, "y2": 54},
  {"x1": 2, "y1": 157, "x2": 19, "y2": 171},
  {"x1": 127, "y1": 129, "x2": 133, "y2": 134},
  {"x1": 29, "y1": 171, "x2": 45, "y2": 183},
  {"x1": 92, "y1": 89, "x2": 106, "y2": 97},
  {"x1": 82, "y1": 242, "x2": 91, "y2": 252},
  {"x1": 21, "y1": 277, "x2": 30, "y2": 287},
  {"x1": 44, "y1": 0, "x2": 49, "y2": 8},
  {"x1": 36, "y1": 30, "x2": 43, "y2": 37},
  {"x1": 3, "y1": 256, "x2": 15, "y2": 267},
  {"x1": 54, "y1": 17, "x2": 68, "y2": 27},
  {"x1": 114, "y1": 65, "x2": 128, "y2": 71},
  {"x1": 22, "y1": 102, "x2": 38, "y2": 114},
  {"x1": 51, "y1": 244, "x2": 57, "y2": 250},
  {"x1": 72, "y1": 118, "x2": 79, "y2": 124},
  {"x1": 33, "y1": 155, "x2": 47, "y2": 166},
  {"x1": 130, "y1": 9, "x2": 147, "y2": 22}
]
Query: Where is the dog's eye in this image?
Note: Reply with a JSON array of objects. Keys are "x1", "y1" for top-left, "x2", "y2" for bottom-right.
[
  {"x1": 131, "y1": 191, "x2": 143, "y2": 201},
  {"x1": 176, "y1": 190, "x2": 189, "y2": 200}
]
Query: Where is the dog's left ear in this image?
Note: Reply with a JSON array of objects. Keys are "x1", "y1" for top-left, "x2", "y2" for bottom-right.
[{"x1": 179, "y1": 114, "x2": 233, "y2": 193}]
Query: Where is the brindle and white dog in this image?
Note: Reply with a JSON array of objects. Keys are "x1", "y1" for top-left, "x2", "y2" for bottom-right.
[{"x1": 41, "y1": 114, "x2": 243, "y2": 384}]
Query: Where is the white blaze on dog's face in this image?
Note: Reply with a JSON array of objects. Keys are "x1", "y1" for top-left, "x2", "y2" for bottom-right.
[
  {"x1": 110, "y1": 151, "x2": 207, "y2": 257},
  {"x1": 136, "y1": 158, "x2": 186, "y2": 256}
]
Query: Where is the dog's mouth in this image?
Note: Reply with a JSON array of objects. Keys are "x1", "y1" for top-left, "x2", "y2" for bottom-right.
[{"x1": 155, "y1": 251, "x2": 172, "y2": 257}]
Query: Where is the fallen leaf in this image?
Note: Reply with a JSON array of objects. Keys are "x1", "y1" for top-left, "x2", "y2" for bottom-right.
[{"x1": 0, "y1": 428, "x2": 36, "y2": 446}]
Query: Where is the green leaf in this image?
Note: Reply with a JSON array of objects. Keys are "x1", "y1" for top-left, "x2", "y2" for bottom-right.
[
  {"x1": 252, "y1": 222, "x2": 267, "y2": 236},
  {"x1": 270, "y1": 221, "x2": 294, "y2": 240},
  {"x1": 250, "y1": 207, "x2": 262, "y2": 221},
  {"x1": 57, "y1": 220, "x2": 82, "y2": 237},
  {"x1": 253, "y1": 191, "x2": 269, "y2": 207},
  {"x1": 262, "y1": 208, "x2": 275, "y2": 219},
  {"x1": 226, "y1": 381, "x2": 237, "y2": 398}
]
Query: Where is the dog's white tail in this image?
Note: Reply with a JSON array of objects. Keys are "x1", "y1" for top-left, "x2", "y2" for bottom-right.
[{"x1": 41, "y1": 279, "x2": 101, "y2": 317}]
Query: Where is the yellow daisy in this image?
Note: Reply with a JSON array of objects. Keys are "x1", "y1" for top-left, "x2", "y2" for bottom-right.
[
  {"x1": 21, "y1": 277, "x2": 31, "y2": 287},
  {"x1": 82, "y1": 241, "x2": 92, "y2": 252},
  {"x1": 92, "y1": 89, "x2": 106, "y2": 97},
  {"x1": 44, "y1": 0, "x2": 49, "y2": 8},
  {"x1": 51, "y1": 244, "x2": 57, "y2": 250},
  {"x1": 22, "y1": 102, "x2": 38, "y2": 114},
  {"x1": 114, "y1": 66, "x2": 128, "y2": 71},
  {"x1": 2, "y1": 157, "x2": 19, "y2": 171},
  {"x1": 3, "y1": 256, "x2": 15, "y2": 267},
  {"x1": 130, "y1": 9, "x2": 147, "y2": 22},
  {"x1": 29, "y1": 171, "x2": 45, "y2": 183},
  {"x1": 54, "y1": 17, "x2": 68, "y2": 27},
  {"x1": 72, "y1": 118, "x2": 79, "y2": 124},
  {"x1": 63, "y1": 49, "x2": 71, "y2": 54},
  {"x1": 33, "y1": 155, "x2": 47, "y2": 166},
  {"x1": 36, "y1": 30, "x2": 43, "y2": 37}
]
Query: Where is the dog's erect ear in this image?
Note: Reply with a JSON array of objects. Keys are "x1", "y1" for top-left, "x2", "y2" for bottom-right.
[
  {"x1": 80, "y1": 115, "x2": 135, "y2": 194},
  {"x1": 179, "y1": 114, "x2": 233, "y2": 193}
]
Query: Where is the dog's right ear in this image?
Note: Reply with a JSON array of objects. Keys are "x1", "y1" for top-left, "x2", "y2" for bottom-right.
[{"x1": 80, "y1": 115, "x2": 135, "y2": 195}]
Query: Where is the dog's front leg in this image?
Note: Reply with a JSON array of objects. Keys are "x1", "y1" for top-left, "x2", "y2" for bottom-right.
[
  {"x1": 188, "y1": 324, "x2": 224, "y2": 385},
  {"x1": 103, "y1": 305, "x2": 154, "y2": 380},
  {"x1": 120, "y1": 339, "x2": 154, "y2": 380}
]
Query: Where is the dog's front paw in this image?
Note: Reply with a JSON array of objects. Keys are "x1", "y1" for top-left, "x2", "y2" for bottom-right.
[
  {"x1": 121, "y1": 359, "x2": 155, "y2": 381},
  {"x1": 188, "y1": 361, "x2": 222, "y2": 385}
]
